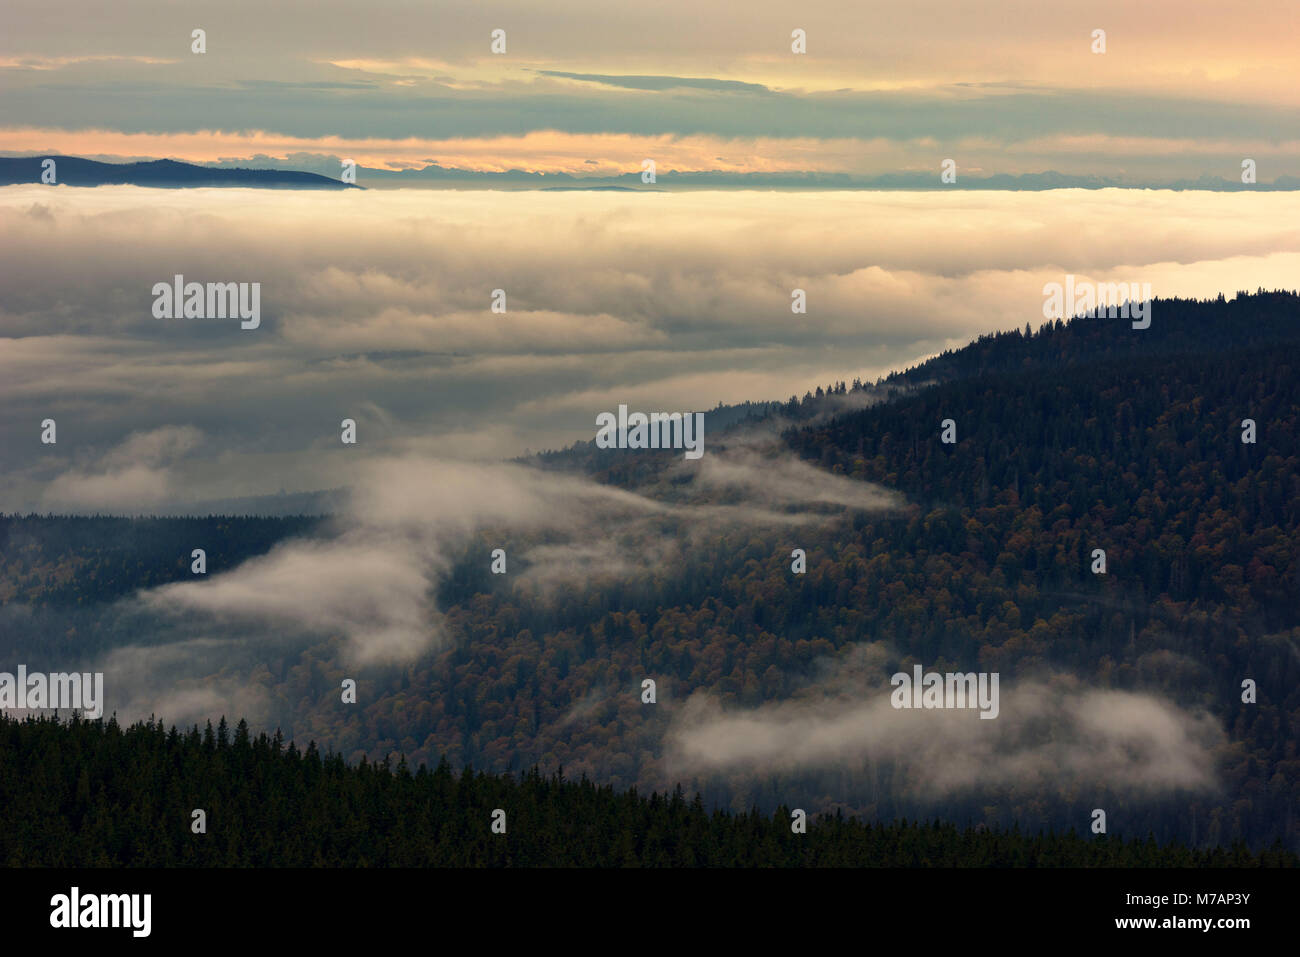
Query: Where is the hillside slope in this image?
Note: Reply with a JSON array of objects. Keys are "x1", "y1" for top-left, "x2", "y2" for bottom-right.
[{"x1": 2, "y1": 292, "x2": 1297, "y2": 851}]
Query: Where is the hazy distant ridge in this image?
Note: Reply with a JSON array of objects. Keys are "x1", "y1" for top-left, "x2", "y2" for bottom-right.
[{"x1": 0, "y1": 156, "x2": 358, "y2": 189}]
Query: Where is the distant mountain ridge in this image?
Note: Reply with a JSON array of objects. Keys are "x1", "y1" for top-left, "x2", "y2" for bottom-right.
[
  {"x1": 293, "y1": 160, "x2": 1300, "y2": 191},
  {"x1": 0, "y1": 156, "x2": 358, "y2": 189},
  {"x1": 8, "y1": 154, "x2": 1295, "y2": 190}
]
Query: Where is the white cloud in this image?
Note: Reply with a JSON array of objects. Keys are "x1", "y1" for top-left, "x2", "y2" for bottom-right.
[
  {"x1": 666, "y1": 662, "x2": 1224, "y2": 798},
  {"x1": 3, "y1": 187, "x2": 1300, "y2": 513},
  {"x1": 42, "y1": 425, "x2": 203, "y2": 510}
]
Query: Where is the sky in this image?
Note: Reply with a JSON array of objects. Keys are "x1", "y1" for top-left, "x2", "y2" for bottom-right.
[{"x1": 2, "y1": 0, "x2": 1299, "y2": 183}]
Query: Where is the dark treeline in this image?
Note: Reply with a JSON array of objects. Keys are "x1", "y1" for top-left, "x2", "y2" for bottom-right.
[
  {"x1": 877, "y1": 289, "x2": 1300, "y2": 390},
  {"x1": 0, "y1": 513, "x2": 329, "y2": 662},
  {"x1": 0, "y1": 514, "x2": 326, "y2": 607},
  {"x1": 2, "y1": 714, "x2": 1292, "y2": 868}
]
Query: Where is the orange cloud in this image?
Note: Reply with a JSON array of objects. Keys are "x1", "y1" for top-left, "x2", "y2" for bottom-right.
[{"x1": 0, "y1": 126, "x2": 903, "y2": 174}]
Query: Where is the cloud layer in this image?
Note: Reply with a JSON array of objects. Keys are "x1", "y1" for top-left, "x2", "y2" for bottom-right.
[{"x1": 4, "y1": 186, "x2": 1299, "y2": 513}]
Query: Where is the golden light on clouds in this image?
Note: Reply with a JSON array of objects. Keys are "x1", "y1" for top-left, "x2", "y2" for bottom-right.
[{"x1": 6, "y1": 126, "x2": 1299, "y2": 180}]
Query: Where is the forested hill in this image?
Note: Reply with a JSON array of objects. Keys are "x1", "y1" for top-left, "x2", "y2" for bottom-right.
[
  {"x1": 1, "y1": 714, "x2": 1291, "y2": 867},
  {"x1": 0, "y1": 515, "x2": 324, "y2": 609},
  {"x1": 535, "y1": 290, "x2": 1300, "y2": 472},
  {"x1": 878, "y1": 290, "x2": 1300, "y2": 390},
  {"x1": 786, "y1": 293, "x2": 1300, "y2": 607},
  {"x1": 2, "y1": 291, "x2": 1298, "y2": 855}
]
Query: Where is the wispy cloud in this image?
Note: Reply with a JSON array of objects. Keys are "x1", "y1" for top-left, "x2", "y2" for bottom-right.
[
  {"x1": 538, "y1": 72, "x2": 772, "y2": 94},
  {"x1": 666, "y1": 646, "x2": 1224, "y2": 798},
  {"x1": 43, "y1": 426, "x2": 203, "y2": 511},
  {"x1": 136, "y1": 447, "x2": 897, "y2": 663}
]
